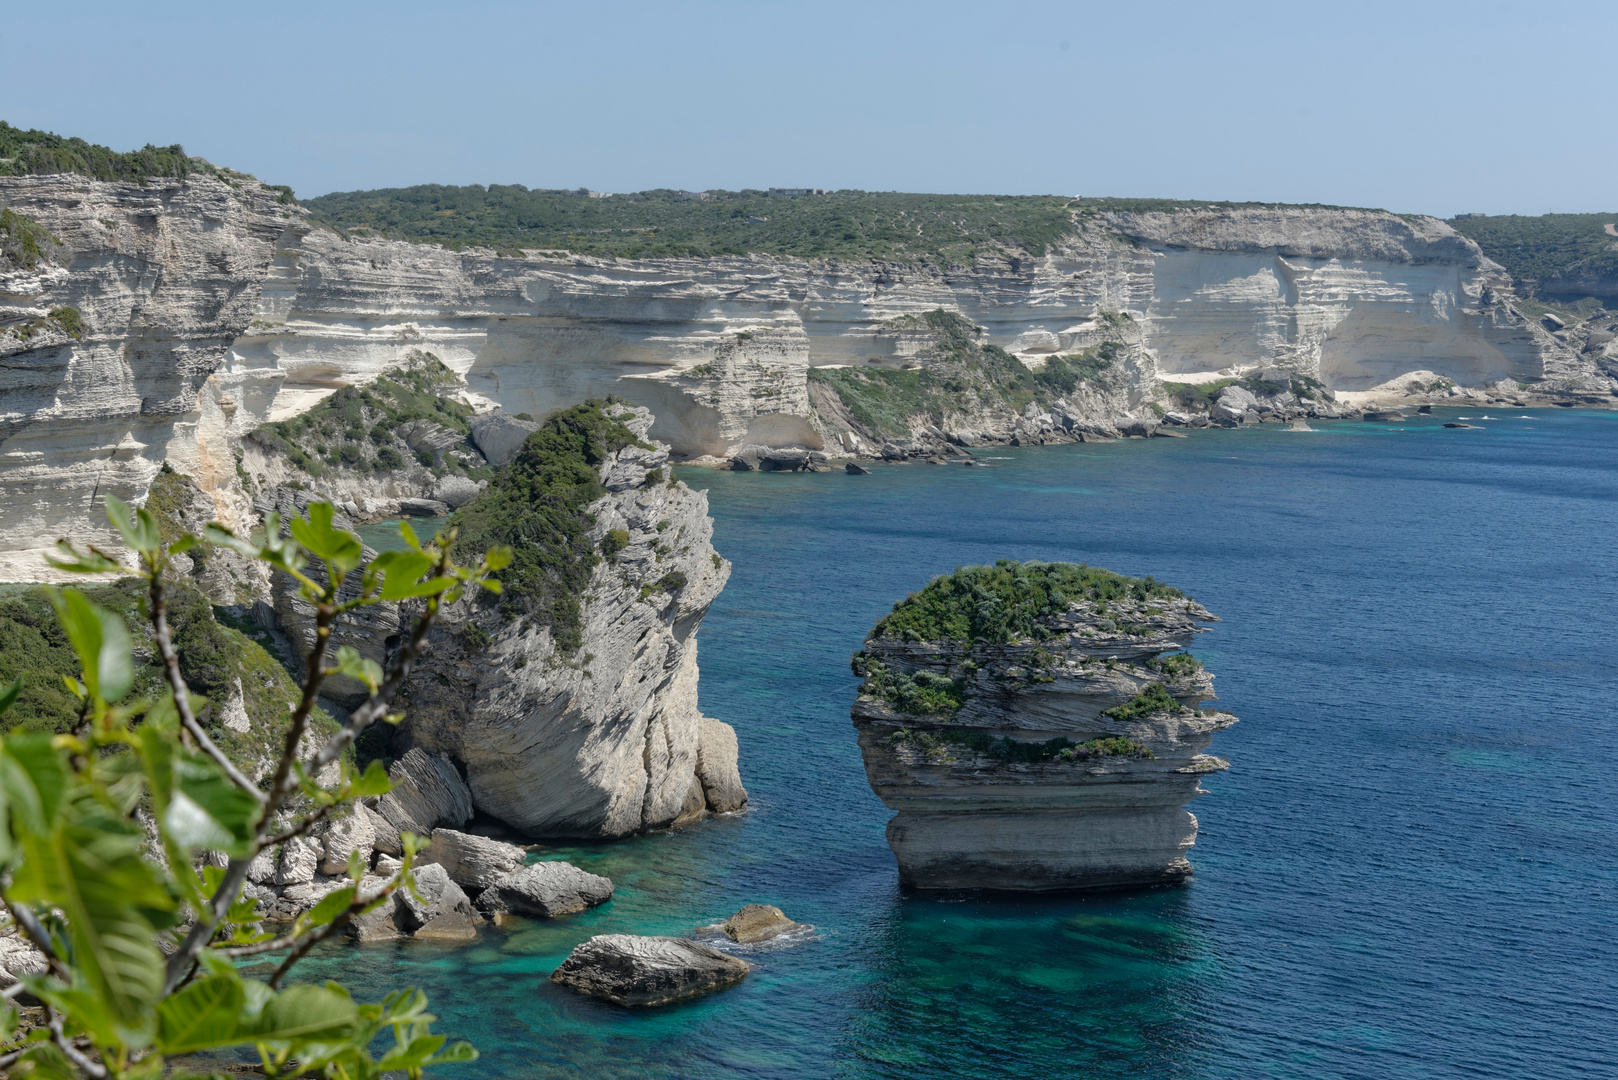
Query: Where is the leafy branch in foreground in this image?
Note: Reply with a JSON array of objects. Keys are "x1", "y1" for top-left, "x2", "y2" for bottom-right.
[{"x1": 0, "y1": 495, "x2": 509, "y2": 1079}]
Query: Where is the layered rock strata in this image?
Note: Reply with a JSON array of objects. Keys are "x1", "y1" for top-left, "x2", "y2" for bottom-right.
[
  {"x1": 851, "y1": 562, "x2": 1236, "y2": 891},
  {"x1": 5, "y1": 170, "x2": 1615, "y2": 574}
]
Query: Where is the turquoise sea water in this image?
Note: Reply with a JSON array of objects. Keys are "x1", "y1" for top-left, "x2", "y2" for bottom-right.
[{"x1": 296, "y1": 408, "x2": 1618, "y2": 1079}]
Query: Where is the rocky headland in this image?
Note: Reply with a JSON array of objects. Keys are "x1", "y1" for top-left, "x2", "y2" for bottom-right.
[{"x1": 851, "y1": 560, "x2": 1235, "y2": 891}]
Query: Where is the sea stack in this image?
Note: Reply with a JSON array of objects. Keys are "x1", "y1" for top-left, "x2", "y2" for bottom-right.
[{"x1": 851, "y1": 560, "x2": 1236, "y2": 891}]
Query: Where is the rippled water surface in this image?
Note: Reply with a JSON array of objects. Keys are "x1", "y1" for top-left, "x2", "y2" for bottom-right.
[{"x1": 302, "y1": 409, "x2": 1618, "y2": 1079}]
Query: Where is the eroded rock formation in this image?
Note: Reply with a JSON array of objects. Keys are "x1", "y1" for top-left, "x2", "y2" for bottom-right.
[{"x1": 851, "y1": 560, "x2": 1236, "y2": 891}]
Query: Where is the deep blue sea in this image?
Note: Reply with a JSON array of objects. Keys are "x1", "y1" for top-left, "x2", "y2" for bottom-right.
[{"x1": 301, "y1": 408, "x2": 1618, "y2": 1079}]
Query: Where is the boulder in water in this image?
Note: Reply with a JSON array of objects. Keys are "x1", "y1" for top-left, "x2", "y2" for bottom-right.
[
  {"x1": 476, "y1": 861, "x2": 614, "y2": 918},
  {"x1": 721, "y1": 904, "x2": 808, "y2": 944},
  {"x1": 550, "y1": 934, "x2": 749, "y2": 1006}
]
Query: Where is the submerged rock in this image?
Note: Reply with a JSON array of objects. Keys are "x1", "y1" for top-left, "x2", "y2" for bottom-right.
[
  {"x1": 476, "y1": 861, "x2": 614, "y2": 918},
  {"x1": 845, "y1": 462, "x2": 872, "y2": 475},
  {"x1": 851, "y1": 560, "x2": 1236, "y2": 891},
  {"x1": 721, "y1": 904, "x2": 808, "y2": 944},
  {"x1": 549, "y1": 935, "x2": 749, "y2": 1006}
]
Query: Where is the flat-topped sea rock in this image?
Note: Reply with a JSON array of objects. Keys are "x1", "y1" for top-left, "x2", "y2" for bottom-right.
[
  {"x1": 851, "y1": 559, "x2": 1236, "y2": 891},
  {"x1": 550, "y1": 935, "x2": 749, "y2": 1006}
]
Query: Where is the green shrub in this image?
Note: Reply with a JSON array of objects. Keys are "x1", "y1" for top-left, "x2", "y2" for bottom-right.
[
  {"x1": 872, "y1": 559, "x2": 1183, "y2": 645},
  {"x1": 461, "y1": 622, "x2": 490, "y2": 649},
  {"x1": 48, "y1": 305, "x2": 84, "y2": 338},
  {"x1": 600, "y1": 528, "x2": 630, "y2": 557},
  {"x1": 0, "y1": 205, "x2": 60, "y2": 268},
  {"x1": 887, "y1": 727, "x2": 1153, "y2": 762},
  {"x1": 1146, "y1": 652, "x2": 1201, "y2": 678},
  {"x1": 1102, "y1": 682, "x2": 1180, "y2": 721},
  {"x1": 857, "y1": 658, "x2": 965, "y2": 715}
]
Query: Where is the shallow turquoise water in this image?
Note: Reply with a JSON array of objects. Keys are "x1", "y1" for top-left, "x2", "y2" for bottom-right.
[{"x1": 295, "y1": 408, "x2": 1618, "y2": 1079}]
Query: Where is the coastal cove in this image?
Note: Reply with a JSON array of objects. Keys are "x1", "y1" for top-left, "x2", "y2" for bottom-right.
[{"x1": 280, "y1": 409, "x2": 1614, "y2": 1079}]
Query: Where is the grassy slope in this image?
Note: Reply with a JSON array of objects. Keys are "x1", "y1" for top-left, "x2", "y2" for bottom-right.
[
  {"x1": 249, "y1": 351, "x2": 489, "y2": 483},
  {"x1": 0, "y1": 580, "x2": 331, "y2": 762},
  {"x1": 809, "y1": 309, "x2": 1124, "y2": 441}
]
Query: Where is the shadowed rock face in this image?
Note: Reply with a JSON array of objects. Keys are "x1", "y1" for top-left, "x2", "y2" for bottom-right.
[{"x1": 851, "y1": 563, "x2": 1236, "y2": 892}]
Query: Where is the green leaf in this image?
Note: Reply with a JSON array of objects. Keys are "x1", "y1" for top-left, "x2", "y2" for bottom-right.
[
  {"x1": 0, "y1": 676, "x2": 19, "y2": 717},
  {"x1": 168, "y1": 534, "x2": 201, "y2": 555},
  {"x1": 104, "y1": 495, "x2": 162, "y2": 554},
  {"x1": 483, "y1": 545, "x2": 513, "y2": 571},
  {"x1": 46, "y1": 588, "x2": 133, "y2": 703},
  {"x1": 331, "y1": 646, "x2": 383, "y2": 694},
  {"x1": 305, "y1": 884, "x2": 357, "y2": 929},
  {"x1": 289, "y1": 503, "x2": 363, "y2": 574},
  {"x1": 346, "y1": 759, "x2": 392, "y2": 799},
  {"x1": 248, "y1": 984, "x2": 359, "y2": 1042},
  {"x1": 9, "y1": 784, "x2": 172, "y2": 1049},
  {"x1": 156, "y1": 975, "x2": 246, "y2": 1054},
  {"x1": 397, "y1": 519, "x2": 421, "y2": 550},
  {"x1": 42, "y1": 540, "x2": 123, "y2": 575}
]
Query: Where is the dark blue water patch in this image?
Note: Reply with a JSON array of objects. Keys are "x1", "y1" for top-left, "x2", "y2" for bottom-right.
[{"x1": 298, "y1": 408, "x2": 1617, "y2": 1079}]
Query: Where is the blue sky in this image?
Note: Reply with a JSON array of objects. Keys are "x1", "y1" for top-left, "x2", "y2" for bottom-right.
[{"x1": 6, "y1": 0, "x2": 1612, "y2": 216}]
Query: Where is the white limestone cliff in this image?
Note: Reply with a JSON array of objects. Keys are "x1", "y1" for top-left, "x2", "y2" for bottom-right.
[{"x1": 3, "y1": 172, "x2": 1615, "y2": 574}]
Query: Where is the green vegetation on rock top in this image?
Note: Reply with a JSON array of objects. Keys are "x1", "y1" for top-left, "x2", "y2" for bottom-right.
[
  {"x1": 1450, "y1": 212, "x2": 1618, "y2": 303},
  {"x1": 305, "y1": 184, "x2": 1396, "y2": 266},
  {"x1": 305, "y1": 186, "x2": 1078, "y2": 266},
  {"x1": 0, "y1": 120, "x2": 202, "y2": 182},
  {"x1": 873, "y1": 559, "x2": 1183, "y2": 645},
  {"x1": 450, "y1": 398, "x2": 644, "y2": 654}
]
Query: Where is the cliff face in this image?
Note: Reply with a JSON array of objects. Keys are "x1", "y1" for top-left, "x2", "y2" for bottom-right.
[
  {"x1": 851, "y1": 562, "x2": 1235, "y2": 891},
  {"x1": 3, "y1": 172, "x2": 1616, "y2": 574}
]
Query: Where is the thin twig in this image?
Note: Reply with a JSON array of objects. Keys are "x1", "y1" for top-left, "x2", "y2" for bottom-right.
[
  {"x1": 48, "y1": 1008, "x2": 106, "y2": 1079},
  {"x1": 163, "y1": 567, "x2": 349, "y2": 995},
  {"x1": 4, "y1": 898, "x2": 70, "y2": 984},
  {"x1": 268, "y1": 877, "x2": 398, "y2": 990},
  {"x1": 147, "y1": 571, "x2": 265, "y2": 802},
  {"x1": 220, "y1": 874, "x2": 402, "y2": 961},
  {"x1": 261, "y1": 802, "x2": 336, "y2": 848}
]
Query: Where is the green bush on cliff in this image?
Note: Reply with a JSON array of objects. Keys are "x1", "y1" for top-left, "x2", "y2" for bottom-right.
[
  {"x1": 872, "y1": 560, "x2": 1183, "y2": 646},
  {"x1": 450, "y1": 398, "x2": 644, "y2": 654},
  {"x1": 857, "y1": 657, "x2": 965, "y2": 716},
  {"x1": 0, "y1": 205, "x2": 62, "y2": 268},
  {"x1": 253, "y1": 351, "x2": 485, "y2": 480},
  {"x1": 888, "y1": 727, "x2": 1153, "y2": 762},
  {"x1": 1102, "y1": 682, "x2": 1181, "y2": 722},
  {"x1": 1146, "y1": 652, "x2": 1201, "y2": 678},
  {"x1": 1449, "y1": 212, "x2": 1618, "y2": 302}
]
